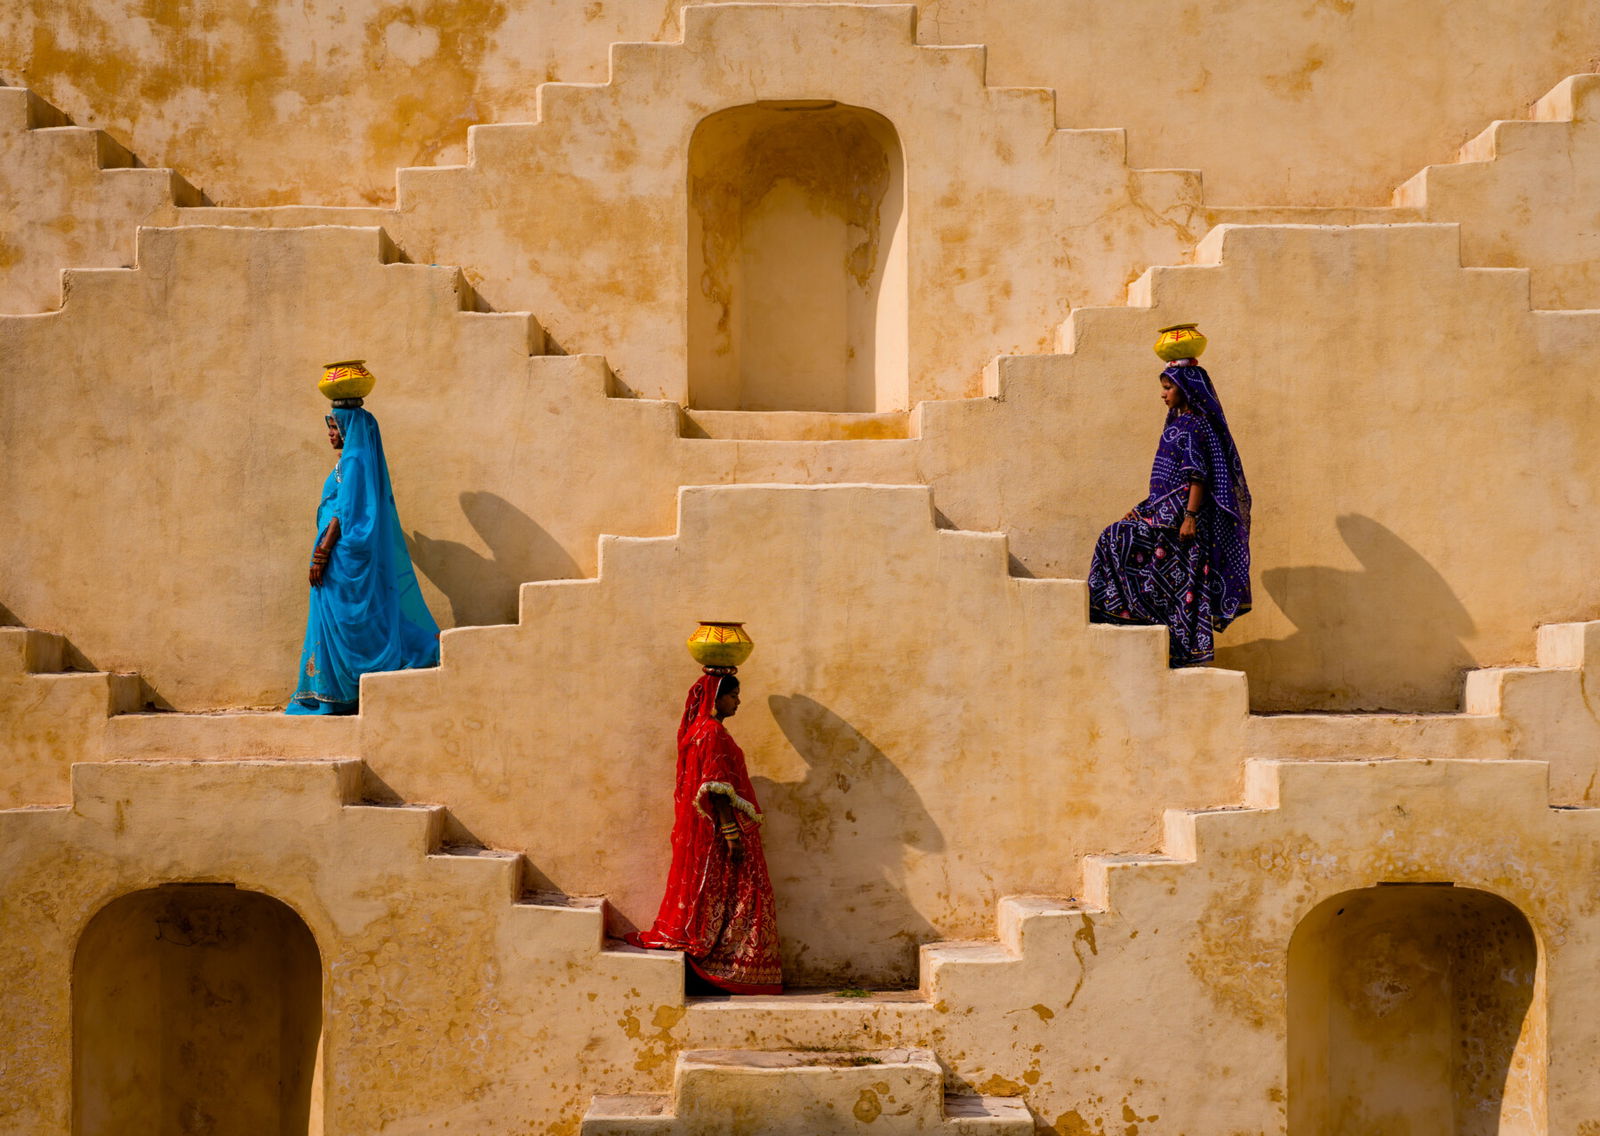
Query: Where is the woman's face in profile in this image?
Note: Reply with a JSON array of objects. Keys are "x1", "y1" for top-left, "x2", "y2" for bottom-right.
[
  {"x1": 325, "y1": 416, "x2": 344, "y2": 450},
  {"x1": 1159, "y1": 376, "x2": 1186, "y2": 411}
]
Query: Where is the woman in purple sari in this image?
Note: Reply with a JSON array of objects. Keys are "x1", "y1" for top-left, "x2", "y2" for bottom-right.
[{"x1": 1088, "y1": 360, "x2": 1251, "y2": 665}]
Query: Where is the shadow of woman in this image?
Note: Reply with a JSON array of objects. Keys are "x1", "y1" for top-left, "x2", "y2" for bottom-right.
[
  {"x1": 407, "y1": 490, "x2": 580, "y2": 627},
  {"x1": 755, "y1": 694, "x2": 944, "y2": 989},
  {"x1": 1217, "y1": 514, "x2": 1476, "y2": 712}
]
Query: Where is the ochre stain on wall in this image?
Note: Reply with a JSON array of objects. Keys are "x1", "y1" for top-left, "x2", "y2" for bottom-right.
[{"x1": 359, "y1": 0, "x2": 509, "y2": 184}]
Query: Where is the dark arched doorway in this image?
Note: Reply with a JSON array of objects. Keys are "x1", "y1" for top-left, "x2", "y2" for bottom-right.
[
  {"x1": 73, "y1": 884, "x2": 323, "y2": 1135},
  {"x1": 1288, "y1": 884, "x2": 1544, "y2": 1135}
]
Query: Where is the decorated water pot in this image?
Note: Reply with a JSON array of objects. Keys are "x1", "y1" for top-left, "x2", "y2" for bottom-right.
[
  {"x1": 686, "y1": 621, "x2": 755, "y2": 669},
  {"x1": 319, "y1": 359, "x2": 377, "y2": 400},
  {"x1": 1154, "y1": 323, "x2": 1208, "y2": 362}
]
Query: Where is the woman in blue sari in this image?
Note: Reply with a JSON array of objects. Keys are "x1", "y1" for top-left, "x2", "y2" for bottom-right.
[
  {"x1": 1088, "y1": 360, "x2": 1251, "y2": 665},
  {"x1": 287, "y1": 405, "x2": 439, "y2": 714}
]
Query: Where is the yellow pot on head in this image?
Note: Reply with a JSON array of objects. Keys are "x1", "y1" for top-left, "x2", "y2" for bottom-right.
[
  {"x1": 319, "y1": 359, "x2": 377, "y2": 401},
  {"x1": 1154, "y1": 323, "x2": 1208, "y2": 362},
  {"x1": 687, "y1": 622, "x2": 754, "y2": 669}
]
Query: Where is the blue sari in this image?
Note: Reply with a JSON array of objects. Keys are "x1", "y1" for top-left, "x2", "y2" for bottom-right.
[
  {"x1": 1088, "y1": 363, "x2": 1251, "y2": 665},
  {"x1": 287, "y1": 407, "x2": 439, "y2": 714}
]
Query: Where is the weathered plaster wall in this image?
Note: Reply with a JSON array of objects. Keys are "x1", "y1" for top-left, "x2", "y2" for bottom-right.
[
  {"x1": 2, "y1": 0, "x2": 1596, "y2": 210},
  {"x1": 0, "y1": 759, "x2": 684, "y2": 1135},
  {"x1": 6, "y1": 220, "x2": 1600, "y2": 712},
  {"x1": 0, "y1": 86, "x2": 189, "y2": 313},
  {"x1": 358, "y1": 483, "x2": 1247, "y2": 985},
  {"x1": 389, "y1": 3, "x2": 1202, "y2": 402},
  {"x1": 0, "y1": 628, "x2": 139, "y2": 808},
  {"x1": 1397, "y1": 74, "x2": 1600, "y2": 310},
  {"x1": 916, "y1": 759, "x2": 1587, "y2": 1133},
  {"x1": 12, "y1": 755, "x2": 1593, "y2": 1131},
  {"x1": 1286, "y1": 885, "x2": 1541, "y2": 1134}
]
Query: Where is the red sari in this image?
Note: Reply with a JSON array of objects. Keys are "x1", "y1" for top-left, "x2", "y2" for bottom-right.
[{"x1": 627, "y1": 674, "x2": 782, "y2": 994}]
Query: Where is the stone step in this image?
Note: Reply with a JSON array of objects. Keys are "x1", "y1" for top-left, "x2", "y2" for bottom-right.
[
  {"x1": 1245, "y1": 711, "x2": 1509, "y2": 762},
  {"x1": 582, "y1": 1048, "x2": 1031, "y2": 1135},
  {"x1": 682, "y1": 988, "x2": 934, "y2": 1052},
  {"x1": 102, "y1": 710, "x2": 361, "y2": 760},
  {"x1": 678, "y1": 408, "x2": 913, "y2": 441},
  {"x1": 0, "y1": 627, "x2": 65, "y2": 675},
  {"x1": 4, "y1": 670, "x2": 144, "y2": 718},
  {"x1": 177, "y1": 204, "x2": 396, "y2": 228}
]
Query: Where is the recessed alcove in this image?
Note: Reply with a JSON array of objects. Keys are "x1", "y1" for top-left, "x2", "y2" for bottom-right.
[
  {"x1": 73, "y1": 884, "x2": 324, "y2": 1136},
  {"x1": 1287, "y1": 884, "x2": 1544, "y2": 1135},
  {"x1": 687, "y1": 101, "x2": 908, "y2": 414}
]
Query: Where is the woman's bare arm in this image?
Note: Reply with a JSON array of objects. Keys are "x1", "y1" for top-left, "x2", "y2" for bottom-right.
[
  {"x1": 709, "y1": 794, "x2": 744, "y2": 859},
  {"x1": 1180, "y1": 481, "x2": 1204, "y2": 541}
]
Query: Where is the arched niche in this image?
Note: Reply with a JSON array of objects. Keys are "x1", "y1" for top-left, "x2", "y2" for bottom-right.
[
  {"x1": 1288, "y1": 884, "x2": 1545, "y2": 1136},
  {"x1": 687, "y1": 101, "x2": 908, "y2": 413},
  {"x1": 73, "y1": 884, "x2": 324, "y2": 1136}
]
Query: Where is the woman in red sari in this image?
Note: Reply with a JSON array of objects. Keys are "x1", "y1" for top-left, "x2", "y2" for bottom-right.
[{"x1": 626, "y1": 673, "x2": 783, "y2": 994}]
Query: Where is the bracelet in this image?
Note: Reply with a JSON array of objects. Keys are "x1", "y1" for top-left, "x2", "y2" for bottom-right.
[{"x1": 1183, "y1": 509, "x2": 1199, "y2": 518}]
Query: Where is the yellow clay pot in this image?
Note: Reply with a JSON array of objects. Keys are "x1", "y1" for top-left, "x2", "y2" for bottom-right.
[
  {"x1": 687, "y1": 621, "x2": 754, "y2": 669},
  {"x1": 319, "y1": 359, "x2": 377, "y2": 401},
  {"x1": 1154, "y1": 323, "x2": 1208, "y2": 362}
]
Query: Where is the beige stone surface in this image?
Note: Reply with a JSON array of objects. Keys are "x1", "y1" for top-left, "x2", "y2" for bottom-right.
[
  {"x1": 585, "y1": 1048, "x2": 1031, "y2": 1135},
  {"x1": 12, "y1": 217, "x2": 1600, "y2": 712},
  {"x1": 4, "y1": 0, "x2": 1598, "y2": 211},
  {"x1": 0, "y1": 758, "x2": 684, "y2": 1135},
  {"x1": 386, "y1": 3, "x2": 1203, "y2": 403},
  {"x1": 0, "y1": 627, "x2": 140, "y2": 808},
  {"x1": 7, "y1": 7, "x2": 1600, "y2": 1131},
  {"x1": 0, "y1": 86, "x2": 190, "y2": 313},
  {"x1": 1396, "y1": 73, "x2": 1600, "y2": 310},
  {"x1": 360, "y1": 482, "x2": 1247, "y2": 985},
  {"x1": 911, "y1": 758, "x2": 1591, "y2": 1133},
  {"x1": 11, "y1": 754, "x2": 1592, "y2": 1132}
]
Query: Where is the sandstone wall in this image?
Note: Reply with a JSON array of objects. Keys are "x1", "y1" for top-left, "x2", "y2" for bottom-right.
[
  {"x1": 359, "y1": 483, "x2": 1247, "y2": 985},
  {"x1": 5, "y1": 219, "x2": 1598, "y2": 712},
  {"x1": 0, "y1": 759, "x2": 684, "y2": 1134},
  {"x1": 2, "y1": 0, "x2": 1596, "y2": 210},
  {"x1": 7, "y1": 745, "x2": 1598, "y2": 1131}
]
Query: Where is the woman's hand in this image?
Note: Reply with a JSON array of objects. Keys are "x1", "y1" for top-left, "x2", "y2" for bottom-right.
[
  {"x1": 712, "y1": 796, "x2": 745, "y2": 860},
  {"x1": 309, "y1": 518, "x2": 340, "y2": 586},
  {"x1": 1178, "y1": 515, "x2": 1197, "y2": 542}
]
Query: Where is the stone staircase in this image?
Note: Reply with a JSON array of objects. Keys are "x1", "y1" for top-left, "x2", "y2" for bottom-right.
[
  {"x1": 1247, "y1": 618, "x2": 1600, "y2": 802},
  {"x1": 6, "y1": 610, "x2": 1598, "y2": 1131},
  {"x1": 614, "y1": 755, "x2": 1586, "y2": 1132},
  {"x1": 0, "y1": 86, "x2": 201, "y2": 313},
  {"x1": 0, "y1": 755, "x2": 686, "y2": 1132},
  {"x1": 1392, "y1": 71, "x2": 1600, "y2": 308},
  {"x1": 0, "y1": 626, "x2": 142, "y2": 805}
]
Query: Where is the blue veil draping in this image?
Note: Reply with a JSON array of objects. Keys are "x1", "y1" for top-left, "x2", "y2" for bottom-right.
[{"x1": 287, "y1": 406, "x2": 439, "y2": 714}]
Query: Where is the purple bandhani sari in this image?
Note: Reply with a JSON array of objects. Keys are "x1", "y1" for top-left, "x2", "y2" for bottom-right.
[{"x1": 1087, "y1": 363, "x2": 1251, "y2": 665}]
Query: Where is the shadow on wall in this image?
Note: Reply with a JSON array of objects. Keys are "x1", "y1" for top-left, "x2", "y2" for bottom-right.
[
  {"x1": 408, "y1": 491, "x2": 580, "y2": 627},
  {"x1": 1218, "y1": 514, "x2": 1476, "y2": 712},
  {"x1": 755, "y1": 694, "x2": 943, "y2": 988}
]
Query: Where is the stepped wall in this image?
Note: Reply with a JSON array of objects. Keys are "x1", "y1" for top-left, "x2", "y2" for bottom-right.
[
  {"x1": 360, "y1": 483, "x2": 1247, "y2": 985},
  {"x1": 3, "y1": 0, "x2": 1598, "y2": 210},
  {"x1": 3, "y1": 222, "x2": 1599, "y2": 712}
]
